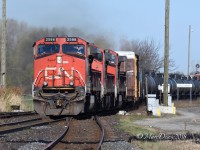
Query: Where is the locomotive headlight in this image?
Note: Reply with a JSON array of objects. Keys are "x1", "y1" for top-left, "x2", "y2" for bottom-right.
[
  {"x1": 57, "y1": 56, "x2": 62, "y2": 64},
  {"x1": 43, "y1": 81, "x2": 48, "y2": 87},
  {"x1": 69, "y1": 81, "x2": 74, "y2": 86}
]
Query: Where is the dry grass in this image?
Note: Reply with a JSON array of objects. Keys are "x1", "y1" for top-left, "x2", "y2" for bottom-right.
[{"x1": 0, "y1": 87, "x2": 23, "y2": 112}]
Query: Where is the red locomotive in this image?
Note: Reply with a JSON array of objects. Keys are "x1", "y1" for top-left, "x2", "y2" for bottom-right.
[{"x1": 32, "y1": 36, "x2": 140, "y2": 116}]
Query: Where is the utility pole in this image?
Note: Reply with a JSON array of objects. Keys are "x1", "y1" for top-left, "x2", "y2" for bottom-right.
[
  {"x1": 1, "y1": 0, "x2": 6, "y2": 87},
  {"x1": 187, "y1": 25, "x2": 191, "y2": 76},
  {"x1": 163, "y1": 0, "x2": 170, "y2": 106}
]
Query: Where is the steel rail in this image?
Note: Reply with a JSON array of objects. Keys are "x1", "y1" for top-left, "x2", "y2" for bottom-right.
[
  {"x1": 43, "y1": 116, "x2": 104, "y2": 150},
  {"x1": 43, "y1": 118, "x2": 71, "y2": 150},
  {"x1": 0, "y1": 118, "x2": 65, "y2": 135},
  {"x1": 0, "y1": 111, "x2": 37, "y2": 119},
  {"x1": 94, "y1": 116, "x2": 105, "y2": 150},
  {"x1": 43, "y1": 126, "x2": 69, "y2": 150},
  {"x1": 0, "y1": 118, "x2": 42, "y2": 127}
]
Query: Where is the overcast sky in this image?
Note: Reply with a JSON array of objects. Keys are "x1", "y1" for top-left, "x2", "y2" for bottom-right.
[{"x1": 1, "y1": 0, "x2": 200, "y2": 74}]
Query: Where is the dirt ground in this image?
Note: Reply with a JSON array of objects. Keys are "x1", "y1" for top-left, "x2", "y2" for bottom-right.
[{"x1": 135, "y1": 99, "x2": 200, "y2": 133}]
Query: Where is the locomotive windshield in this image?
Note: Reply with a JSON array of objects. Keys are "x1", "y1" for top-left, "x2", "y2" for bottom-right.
[
  {"x1": 62, "y1": 44, "x2": 85, "y2": 55},
  {"x1": 38, "y1": 44, "x2": 60, "y2": 55}
]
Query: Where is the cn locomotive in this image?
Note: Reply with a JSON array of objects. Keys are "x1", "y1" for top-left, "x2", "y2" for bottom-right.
[{"x1": 32, "y1": 37, "x2": 140, "y2": 116}]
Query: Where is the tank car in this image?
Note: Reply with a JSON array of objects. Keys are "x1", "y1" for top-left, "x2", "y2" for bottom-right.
[{"x1": 145, "y1": 73, "x2": 200, "y2": 99}]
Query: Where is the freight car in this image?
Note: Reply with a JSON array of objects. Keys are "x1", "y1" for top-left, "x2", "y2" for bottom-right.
[
  {"x1": 145, "y1": 73, "x2": 200, "y2": 99},
  {"x1": 32, "y1": 37, "x2": 140, "y2": 116}
]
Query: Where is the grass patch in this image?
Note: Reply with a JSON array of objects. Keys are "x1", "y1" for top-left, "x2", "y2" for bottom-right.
[{"x1": 116, "y1": 114, "x2": 158, "y2": 136}]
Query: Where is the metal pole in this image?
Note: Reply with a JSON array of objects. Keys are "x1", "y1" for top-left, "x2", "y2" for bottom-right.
[
  {"x1": 177, "y1": 88, "x2": 179, "y2": 101},
  {"x1": 1, "y1": 0, "x2": 6, "y2": 87},
  {"x1": 163, "y1": 0, "x2": 170, "y2": 106},
  {"x1": 187, "y1": 25, "x2": 191, "y2": 76},
  {"x1": 190, "y1": 88, "x2": 192, "y2": 104},
  {"x1": 145, "y1": 76, "x2": 148, "y2": 96}
]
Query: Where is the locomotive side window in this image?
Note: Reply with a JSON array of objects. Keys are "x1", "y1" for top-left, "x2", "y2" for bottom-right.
[
  {"x1": 105, "y1": 52, "x2": 116, "y2": 65},
  {"x1": 89, "y1": 45, "x2": 102, "y2": 62},
  {"x1": 38, "y1": 44, "x2": 60, "y2": 56},
  {"x1": 110, "y1": 54, "x2": 116, "y2": 64},
  {"x1": 62, "y1": 44, "x2": 85, "y2": 55}
]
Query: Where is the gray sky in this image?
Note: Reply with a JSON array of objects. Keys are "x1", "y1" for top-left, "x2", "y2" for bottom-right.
[{"x1": 2, "y1": 0, "x2": 200, "y2": 74}]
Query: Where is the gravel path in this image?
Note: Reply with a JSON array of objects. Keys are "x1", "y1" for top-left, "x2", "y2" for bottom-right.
[{"x1": 134, "y1": 107, "x2": 200, "y2": 132}]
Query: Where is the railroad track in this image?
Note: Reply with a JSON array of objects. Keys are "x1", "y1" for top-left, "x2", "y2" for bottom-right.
[
  {"x1": 98, "y1": 116, "x2": 124, "y2": 142},
  {"x1": 0, "y1": 117, "x2": 65, "y2": 135},
  {"x1": 43, "y1": 116, "x2": 105, "y2": 150},
  {"x1": 0, "y1": 114, "x2": 130, "y2": 150},
  {"x1": 0, "y1": 111, "x2": 37, "y2": 119}
]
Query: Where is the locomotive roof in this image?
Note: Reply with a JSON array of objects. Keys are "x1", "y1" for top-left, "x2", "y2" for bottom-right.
[
  {"x1": 116, "y1": 51, "x2": 135, "y2": 59},
  {"x1": 33, "y1": 36, "x2": 87, "y2": 44}
]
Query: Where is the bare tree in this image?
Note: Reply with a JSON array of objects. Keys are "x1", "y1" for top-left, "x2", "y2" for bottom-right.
[
  {"x1": 120, "y1": 38, "x2": 163, "y2": 72},
  {"x1": 0, "y1": 19, "x2": 116, "y2": 93}
]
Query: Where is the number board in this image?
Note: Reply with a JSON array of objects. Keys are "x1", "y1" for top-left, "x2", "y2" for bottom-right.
[
  {"x1": 177, "y1": 84, "x2": 192, "y2": 88},
  {"x1": 45, "y1": 37, "x2": 56, "y2": 42},
  {"x1": 66, "y1": 37, "x2": 77, "y2": 42}
]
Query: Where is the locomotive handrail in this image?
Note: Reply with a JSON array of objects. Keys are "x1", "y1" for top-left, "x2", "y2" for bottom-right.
[
  {"x1": 33, "y1": 69, "x2": 45, "y2": 86},
  {"x1": 32, "y1": 69, "x2": 44, "y2": 97},
  {"x1": 74, "y1": 69, "x2": 86, "y2": 96}
]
